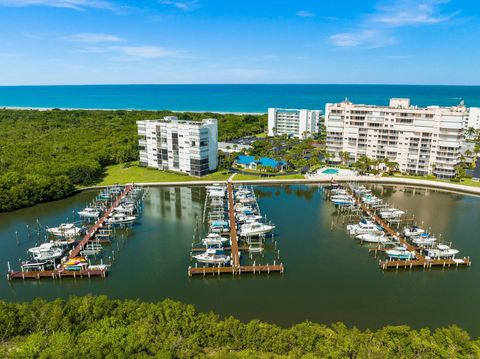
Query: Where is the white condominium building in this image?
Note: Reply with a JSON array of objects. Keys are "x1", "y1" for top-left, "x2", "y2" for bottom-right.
[
  {"x1": 325, "y1": 98, "x2": 472, "y2": 179},
  {"x1": 137, "y1": 116, "x2": 218, "y2": 176},
  {"x1": 268, "y1": 108, "x2": 322, "y2": 139},
  {"x1": 468, "y1": 107, "x2": 480, "y2": 130}
]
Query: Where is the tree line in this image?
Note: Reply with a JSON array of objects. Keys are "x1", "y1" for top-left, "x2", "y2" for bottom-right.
[
  {"x1": 0, "y1": 109, "x2": 267, "y2": 212},
  {"x1": 0, "y1": 295, "x2": 477, "y2": 358}
]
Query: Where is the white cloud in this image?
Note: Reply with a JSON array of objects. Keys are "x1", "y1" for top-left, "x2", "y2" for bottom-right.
[
  {"x1": 296, "y1": 10, "x2": 315, "y2": 18},
  {"x1": 329, "y1": 0, "x2": 460, "y2": 48},
  {"x1": 371, "y1": 0, "x2": 459, "y2": 27},
  {"x1": 330, "y1": 30, "x2": 395, "y2": 48},
  {"x1": 158, "y1": 0, "x2": 199, "y2": 11},
  {"x1": 0, "y1": 0, "x2": 118, "y2": 11},
  {"x1": 64, "y1": 33, "x2": 124, "y2": 43},
  {"x1": 79, "y1": 45, "x2": 179, "y2": 59}
]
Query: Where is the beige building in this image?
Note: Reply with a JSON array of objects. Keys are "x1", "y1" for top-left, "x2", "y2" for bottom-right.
[{"x1": 325, "y1": 98, "x2": 471, "y2": 179}]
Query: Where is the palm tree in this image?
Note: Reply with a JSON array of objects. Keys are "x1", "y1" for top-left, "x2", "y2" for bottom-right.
[{"x1": 339, "y1": 151, "x2": 350, "y2": 166}]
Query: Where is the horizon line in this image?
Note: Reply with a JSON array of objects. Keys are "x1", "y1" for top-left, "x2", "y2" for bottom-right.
[{"x1": 1, "y1": 83, "x2": 480, "y2": 87}]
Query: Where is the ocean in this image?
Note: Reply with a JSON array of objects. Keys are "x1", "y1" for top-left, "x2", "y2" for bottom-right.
[{"x1": 0, "y1": 84, "x2": 479, "y2": 113}]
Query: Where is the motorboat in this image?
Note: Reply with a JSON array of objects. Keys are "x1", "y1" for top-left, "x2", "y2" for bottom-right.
[
  {"x1": 106, "y1": 214, "x2": 136, "y2": 225},
  {"x1": 379, "y1": 208, "x2": 405, "y2": 219},
  {"x1": 362, "y1": 195, "x2": 383, "y2": 206},
  {"x1": 354, "y1": 186, "x2": 372, "y2": 196},
  {"x1": 114, "y1": 204, "x2": 136, "y2": 214},
  {"x1": 385, "y1": 246, "x2": 416, "y2": 260},
  {"x1": 331, "y1": 195, "x2": 355, "y2": 206},
  {"x1": 202, "y1": 233, "x2": 229, "y2": 246},
  {"x1": 356, "y1": 233, "x2": 389, "y2": 243},
  {"x1": 403, "y1": 226, "x2": 425, "y2": 237},
  {"x1": 238, "y1": 222, "x2": 275, "y2": 237},
  {"x1": 28, "y1": 243, "x2": 64, "y2": 261},
  {"x1": 193, "y1": 248, "x2": 231, "y2": 265},
  {"x1": 410, "y1": 233, "x2": 437, "y2": 247},
  {"x1": 78, "y1": 207, "x2": 101, "y2": 219},
  {"x1": 47, "y1": 223, "x2": 85, "y2": 237},
  {"x1": 347, "y1": 219, "x2": 383, "y2": 235},
  {"x1": 235, "y1": 204, "x2": 256, "y2": 214},
  {"x1": 331, "y1": 188, "x2": 348, "y2": 196},
  {"x1": 423, "y1": 244, "x2": 459, "y2": 259},
  {"x1": 237, "y1": 214, "x2": 262, "y2": 223}
]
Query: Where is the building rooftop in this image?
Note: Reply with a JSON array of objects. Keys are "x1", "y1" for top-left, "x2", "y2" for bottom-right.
[{"x1": 328, "y1": 98, "x2": 469, "y2": 113}]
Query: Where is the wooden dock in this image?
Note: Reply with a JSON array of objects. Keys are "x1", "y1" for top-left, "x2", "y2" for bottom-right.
[
  {"x1": 69, "y1": 184, "x2": 133, "y2": 259},
  {"x1": 7, "y1": 185, "x2": 134, "y2": 281},
  {"x1": 7, "y1": 268, "x2": 107, "y2": 280},
  {"x1": 188, "y1": 181, "x2": 284, "y2": 277},
  {"x1": 348, "y1": 187, "x2": 471, "y2": 270},
  {"x1": 227, "y1": 181, "x2": 240, "y2": 267}
]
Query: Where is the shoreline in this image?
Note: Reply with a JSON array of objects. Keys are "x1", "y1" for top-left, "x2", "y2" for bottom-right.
[
  {"x1": 0, "y1": 106, "x2": 265, "y2": 116},
  {"x1": 78, "y1": 176, "x2": 480, "y2": 197}
]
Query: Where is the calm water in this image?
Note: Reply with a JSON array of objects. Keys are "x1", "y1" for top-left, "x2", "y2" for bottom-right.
[
  {"x1": 1, "y1": 185, "x2": 480, "y2": 335},
  {"x1": 0, "y1": 85, "x2": 480, "y2": 112}
]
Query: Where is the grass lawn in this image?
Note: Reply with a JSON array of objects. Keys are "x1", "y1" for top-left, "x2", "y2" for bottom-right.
[
  {"x1": 255, "y1": 132, "x2": 268, "y2": 138},
  {"x1": 234, "y1": 173, "x2": 305, "y2": 181},
  {"x1": 98, "y1": 163, "x2": 231, "y2": 185},
  {"x1": 391, "y1": 173, "x2": 480, "y2": 188}
]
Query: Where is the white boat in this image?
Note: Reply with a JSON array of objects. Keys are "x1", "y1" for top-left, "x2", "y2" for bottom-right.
[
  {"x1": 106, "y1": 214, "x2": 136, "y2": 225},
  {"x1": 202, "y1": 233, "x2": 229, "y2": 246},
  {"x1": 237, "y1": 214, "x2": 262, "y2": 223},
  {"x1": 28, "y1": 243, "x2": 64, "y2": 261},
  {"x1": 403, "y1": 226, "x2": 425, "y2": 237},
  {"x1": 331, "y1": 188, "x2": 348, "y2": 195},
  {"x1": 331, "y1": 195, "x2": 355, "y2": 206},
  {"x1": 423, "y1": 244, "x2": 459, "y2": 259},
  {"x1": 347, "y1": 219, "x2": 383, "y2": 235},
  {"x1": 238, "y1": 222, "x2": 275, "y2": 237},
  {"x1": 47, "y1": 223, "x2": 84, "y2": 237},
  {"x1": 362, "y1": 195, "x2": 382, "y2": 206},
  {"x1": 78, "y1": 207, "x2": 100, "y2": 219},
  {"x1": 385, "y1": 246, "x2": 416, "y2": 260},
  {"x1": 410, "y1": 233, "x2": 437, "y2": 247},
  {"x1": 114, "y1": 204, "x2": 136, "y2": 214},
  {"x1": 193, "y1": 248, "x2": 231, "y2": 264},
  {"x1": 379, "y1": 208, "x2": 405, "y2": 219},
  {"x1": 356, "y1": 233, "x2": 389, "y2": 243},
  {"x1": 354, "y1": 186, "x2": 372, "y2": 196}
]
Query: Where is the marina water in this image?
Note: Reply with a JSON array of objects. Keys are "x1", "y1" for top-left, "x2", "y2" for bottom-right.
[{"x1": 1, "y1": 184, "x2": 480, "y2": 335}]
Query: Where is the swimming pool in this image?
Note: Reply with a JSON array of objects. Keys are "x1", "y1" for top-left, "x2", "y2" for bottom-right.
[{"x1": 322, "y1": 168, "x2": 339, "y2": 175}]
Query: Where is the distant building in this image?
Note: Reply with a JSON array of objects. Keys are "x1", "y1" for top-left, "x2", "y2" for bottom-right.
[
  {"x1": 468, "y1": 107, "x2": 480, "y2": 130},
  {"x1": 235, "y1": 155, "x2": 286, "y2": 171},
  {"x1": 268, "y1": 108, "x2": 322, "y2": 139},
  {"x1": 325, "y1": 98, "x2": 472, "y2": 179},
  {"x1": 218, "y1": 141, "x2": 252, "y2": 153},
  {"x1": 137, "y1": 116, "x2": 218, "y2": 176}
]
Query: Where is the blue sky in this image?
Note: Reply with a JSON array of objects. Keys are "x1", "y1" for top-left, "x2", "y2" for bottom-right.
[{"x1": 0, "y1": 0, "x2": 479, "y2": 85}]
